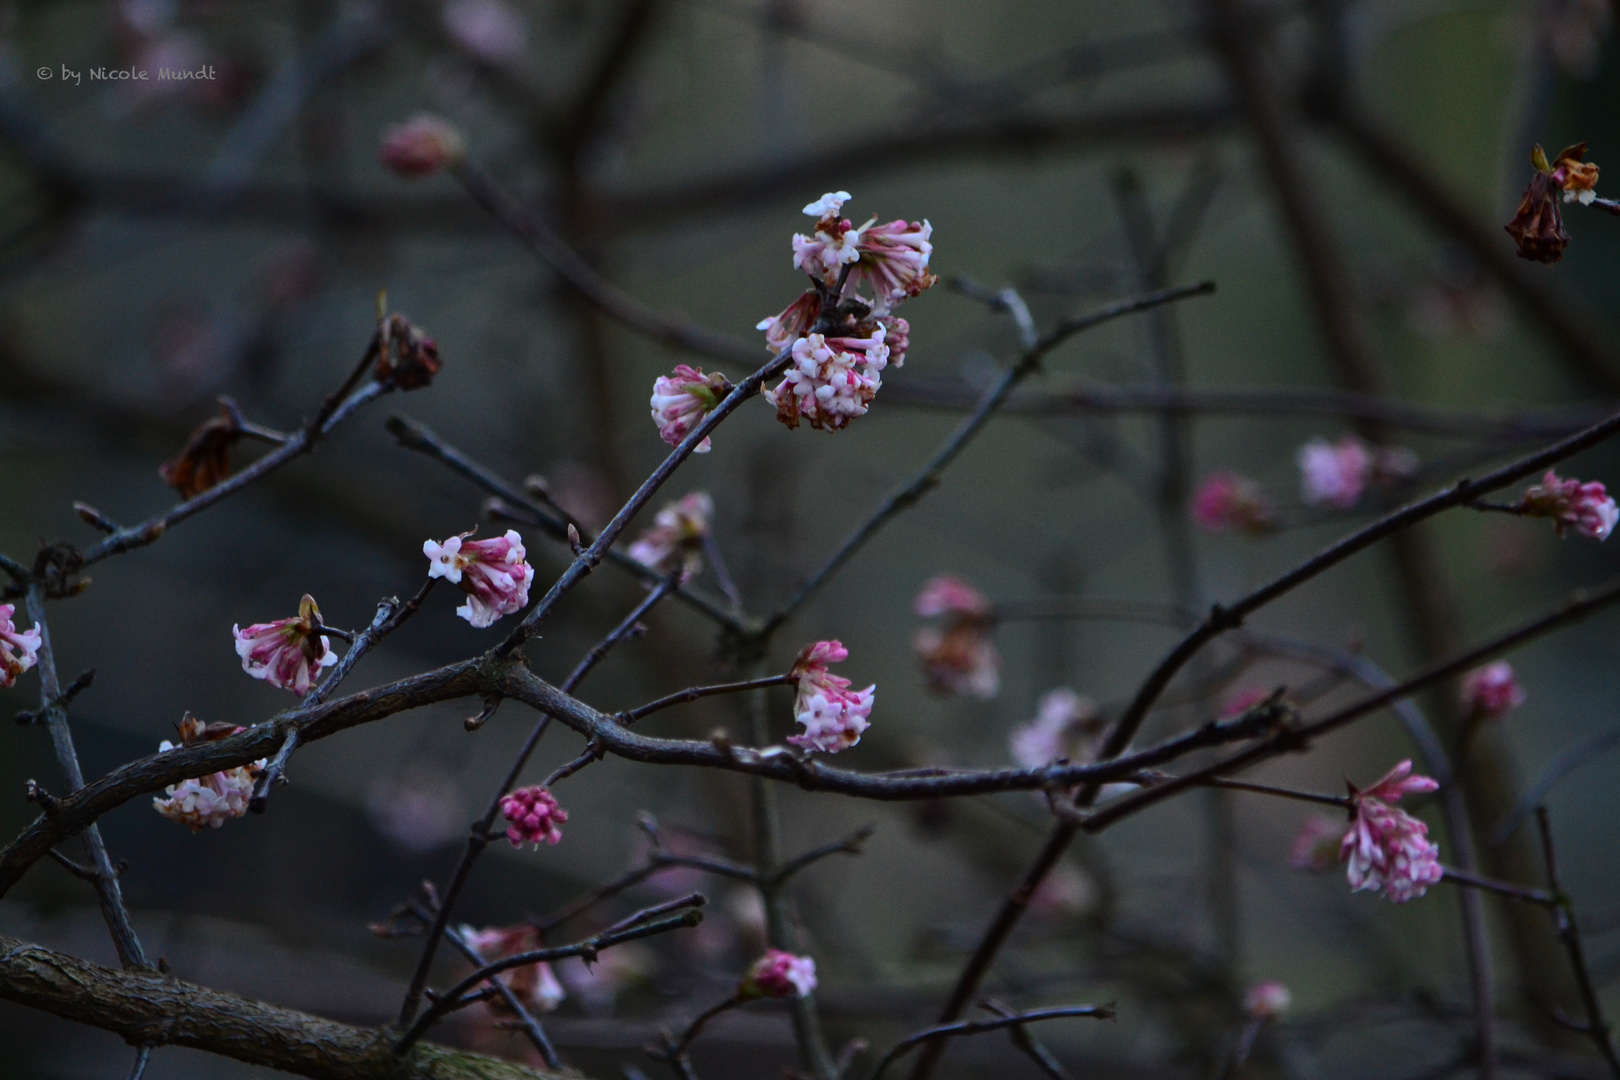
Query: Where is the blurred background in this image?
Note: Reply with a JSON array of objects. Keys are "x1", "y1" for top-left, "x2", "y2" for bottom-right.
[{"x1": 1, "y1": 0, "x2": 1619, "y2": 1077}]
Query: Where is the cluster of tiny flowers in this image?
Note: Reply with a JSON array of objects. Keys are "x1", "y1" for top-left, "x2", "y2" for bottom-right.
[
  {"x1": 764, "y1": 330, "x2": 891, "y2": 432},
  {"x1": 0, "y1": 604, "x2": 41, "y2": 689},
  {"x1": 739, "y1": 949, "x2": 817, "y2": 999},
  {"x1": 424, "y1": 529, "x2": 534, "y2": 627},
  {"x1": 379, "y1": 114, "x2": 465, "y2": 178},
  {"x1": 1298, "y1": 436, "x2": 1417, "y2": 510},
  {"x1": 1009, "y1": 688, "x2": 1103, "y2": 769},
  {"x1": 499, "y1": 785, "x2": 568, "y2": 847},
  {"x1": 627, "y1": 492, "x2": 713, "y2": 581},
  {"x1": 152, "y1": 715, "x2": 266, "y2": 832},
  {"x1": 912, "y1": 575, "x2": 1000, "y2": 698},
  {"x1": 1340, "y1": 760, "x2": 1444, "y2": 904},
  {"x1": 1518, "y1": 470, "x2": 1618, "y2": 540},
  {"x1": 1506, "y1": 142, "x2": 1600, "y2": 263},
  {"x1": 1459, "y1": 661, "x2": 1526, "y2": 721},
  {"x1": 1191, "y1": 471, "x2": 1276, "y2": 534},
  {"x1": 786, "y1": 640, "x2": 875, "y2": 754},
  {"x1": 460, "y1": 924, "x2": 566, "y2": 1014},
  {"x1": 232, "y1": 594, "x2": 337, "y2": 697},
  {"x1": 650, "y1": 366, "x2": 733, "y2": 452}
]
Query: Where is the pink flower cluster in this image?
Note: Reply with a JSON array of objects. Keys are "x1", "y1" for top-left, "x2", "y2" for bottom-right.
[
  {"x1": 461, "y1": 924, "x2": 566, "y2": 1015},
  {"x1": 912, "y1": 575, "x2": 1000, "y2": 698},
  {"x1": 232, "y1": 594, "x2": 337, "y2": 697},
  {"x1": 1190, "y1": 471, "x2": 1275, "y2": 534},
  {"x1": 152, "y1": 715, "x2": 266, "y2": 832},
  {"x1": 0, "y1": 604, "x2": 41, "y2": 689},
  {"x1": 791, "y1": 192, "x2": 936, "y2": 312},
  {"x1": 650, "y1": 366, "x2": 733, "y2": 452},
  {"x1": 424, "y1": 529, "x2": 534, "y2": 627},
  {"x1": 1518, "y1": 470, "x2": 1618, "y2": 540},
  {"x1": 499, "y1": 785, "x2": 568, "y2": 847},
  {"x1": 763, "y1": 330, "x2": 891, "y2": 432},
  {"x1": 739, "y1": 948, "x2": 817, "y2": 999},
  {"x1": 1459, "y1": 661, "x2": 1525, "y2": 720},
  {"x1": 1341, "y1": 761, "x2": 1444, "y2": 903},
  {"x1": 786, "y1": 640, "x2": 875, "y2": 754},
  {"x1": 627, "y1": 492, "x2": 713, "y2": 581},
  {"x1": 1009, "y1": 688, "x2": 1104, "y2": 769}
]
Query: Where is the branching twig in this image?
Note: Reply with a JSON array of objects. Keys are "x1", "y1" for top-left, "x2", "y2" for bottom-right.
[{"x1": 870, "y1": 1004, "x2": 1114, "y2": 1080}]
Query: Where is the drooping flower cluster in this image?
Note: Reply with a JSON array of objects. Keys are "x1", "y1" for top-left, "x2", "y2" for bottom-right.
[
  {"x1": 750, "y1": 191, "x2": 934, "y2": 434},
  {"x1": 499, "y1": 785, "x2": 568, "y2": 847},
  {"x1": 1298, "y1": 436, "x2": 1417, "y2": 510},
  {"x1": 1506, "y1": 142, "x2": 1601, "y2": 263},
  {"x1": 912, "y1": 575, "x2": 1000, "y2": 698},
  {"x1": 1459, "y1": 661, "x2": 1526, "y2": 721},
  {"x1": 786, "y1": 640, "x2": 874, "y2": 754},
  {"x1": 460, "y1": 924, "x2": 566, "y2": 1015},
  {"x1": 424, "y1": 529, "x2": 534, "y2": 627},
  {"x1": 1009, "y1": 688, "x2": 1104, "y2": 770},
  {"x1": 1190, "y1": 471, "x2": 1275, "y2": 535},
  {"x1": 0, "y1": 604, "x2": 42, "y2": 689},
  {"x1": 232, "y1": 594, "x2": 338, "y2": 697},
  {"x1": 1340, "y1": 760, "x2": 1444, "y2": 904},
  {"x1": 738, "y1": 949, "x2": 817, "y2": 999},
  {"x1": 152, "y1": 714, "x2": 266, "y2": 832},
  {"x1": 627, "y1": 492, "x2": 713, "y2": 581},
  {"x1": 380, "y1": 114, "x2": 465, "y2": 178},
  {"x1": 650, "y1": 366, "x2": 732, "y2": 452},
  {"x1": 159, "y1": 404, "x2": 243, "y2": 498},
  {"x1": 1517, "y1": 470, "x2": 1618, "y2": 540}
]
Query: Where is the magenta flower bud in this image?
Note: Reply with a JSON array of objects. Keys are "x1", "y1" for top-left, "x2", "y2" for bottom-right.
[
  {"x1": 1340, "y1": 761, "x2": 1443, "y2": 903},
  {"x1": 1191, "y1": 471, "x2": 1275, "y2": 534},
  {"x1": 424, "y1": 529, "x2": 534, "y2": 628},
  {"x1": 1459, "y1": 661, "x2": 1525, "y2": 721},
  {"x1": 0, "y1": 603, "x2": 42, "y2": 689},
  {"x1": 786, "y1": 641, "x2": 874, "y2": 754},
  {"x1": 650, "y1": 365, "x2": 732, "y2": 452},
  {"x1": 499, "y1": 785, "x2": 568, "y2": 847},
  {"x1": 739, "y1": 949, "x2": 817, "y2": 999},
  {"x1": 1518, "y1": 470, "x2": 1618, "y2": 540},
  {"x1": 232, "y1": 594, "x2": 338, "y2": 697},
  {"x1": 379, "y1": 114, "x2": 465, "y2": 177}
]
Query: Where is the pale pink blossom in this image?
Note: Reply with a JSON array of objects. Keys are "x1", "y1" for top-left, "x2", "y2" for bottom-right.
[
  {"x1": 1029, "y1": 863, "x2": 1098, "y2": 919},
  {"x1": 424, "y1": 529, "x2": 534, "y2": 628},
  {"x1": 1009, "y1": 688, "x2": 1104, "y2": 769},
  {"x1": 847, "y1": 218, "x2": 937, "y2": 311},
  {"x1": 913, "y1": 576, "x2": 999, "y2": 698},
  {"x1": 0, "y1": 604, "x2": 41, "y2": 689},
  {"x1": 793, "y1": 201, "x2": 865, "y2": 281},
  {"x1": 650, "y1": 365, "x2": 732, "y2": 452},
  {"x1": 1340, "y1": 760, "x2": 1443, "y2": 903},
  {"x1": 758, "y1": 291, "x2": 912, "y2": 370},
  {"x1": 1289, "y1": 814, "x2": 1344, "y2": 873},
  {"x1": 443, "y1": 0, "x2": 527, "y2": 66},
  {"x1": 152, "y1": 715, "x2": 265, "y2": 832},
  {"x1": 1244, "y1": 981, "x2": 1291, "y2": 1019},
  {"x1": 803, "y1": 192, "x2": 851, "y2": 218},
  {"x1": 763, "y1": 331, "x2": 889, "y2": 432},
  {"x1": 786, "y1": 640, "x2": 875, "y2": 754},
  {"x1": 740, "y1": 949, "x2": 817, "y2": 999},
  {"x1": 1519, "y1": 470, "x2": 1618, "y2": 540},
  {"x1": 499, "y1": 785, "x2": 568, "y2": 847},
  {"x1": 380, "y1": 114, "x2": 465, "y2": 177},
  {"x1": 1298, "y1": 436, "x2": 1373, "y2": 509},
  {"x1": 232, "y1": 594, "x2": 338, "y2": 697},
  {"x1": 1459, "y1": 661, "x2": 1525, "y2": 720},
  {"x1": 459, "y1": 924, "x2": 566, "y2": 1014},
  {"x1": 627, "y1": 492, "x2": 713, "y2": 580},
  {"x1": 1191, "y1": 471, "x2": 1275, "y2": 534}
]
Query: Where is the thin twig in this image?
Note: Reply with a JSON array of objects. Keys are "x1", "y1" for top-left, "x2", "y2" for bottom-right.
[
  {"x1": 871, "y1": 1005, "x2": 1114, "y2": 1080},
  {"x1": 1535, "y1": 808, "x2": 1620, "y2": 1077},
  {"x1": 620, "y1": 674, "x2": 793, "y2": 725}
]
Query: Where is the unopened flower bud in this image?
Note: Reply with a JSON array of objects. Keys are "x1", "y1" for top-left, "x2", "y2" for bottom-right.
[
  {"x1": 738, "y1": 949, "x2": 817, "y2": 999},
  {"x1": 380, "y1": 114, "x2": 465, "y2": 178}
]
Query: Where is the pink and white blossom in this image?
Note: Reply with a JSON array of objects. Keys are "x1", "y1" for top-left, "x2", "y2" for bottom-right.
[
  {"x1": 793, "y1": 198, "x2": 865, "y2": 282},
  {"x1": 232, "y1": 594, "x2": 337, "y2": 697},
  {"x1": 650, "y1": 365, "x2": 732, "y2": 452},
  {"x1": 499, "y1": 785, "x2": 568, "y2": 848},
  {"x1": 1340, "y1": 760, "x2": 1443, "y2": 903},
  {"x1": 847, "y1": 218, "x2": 937, "y2": 311},
  {"x1": 1190, "y1": 471, "x2": 1275, "y2": 534},
  {"x1": 627, "y1": 492, "x2": 713, "y2": 580},
  {"x1": 459, "y1": 924, "x2": 566, "y2": 1014},
  {"x1": 1519, "y1": 470, "x2": 1618, "y2": 540},
  {"x1": 763, "y1": 331, "x2": 889, "y2": 432},
  {"x1": 914, "y1": 575, "x2": 993, "y2": 619},
  {"x1": 380, "y1": 114, "x2": 465, "y2": 177},
  {"x1": 1459, "y1": 661, "x2": 1526, "y2": 720},
  {"x1": 1288, "y1": 814, "x2": 1344, "y2": 873},
  {"x1": 424, "y1": 529, "x2": 534, "y2": 628},
  {"x1": 757, "y1": 291, "x2": 823, "y2": 353},
  {"x1": 786, "y1": 640, "x2": 875, "y2": 754},
  {"x1": 1009, "y1": 688, "x2": 1103, "y2": 769},
  {"x1": 739, "y1": 949, "x2": 817, "y2": 999},
  {"x1": 152, "y1": 715, "x2": 265, "y2": 832},
  {"x1": 913, "y1": 576, "x2": 999, "y2": 698},
  {"x1": 1298, "y1": 436, "x2": 1373, "y2": 509},
  {"x1": 1244, "y1": 981, "x2": 1291, "y2": 1019},
  {"x1": 0, "y1": 604, "x2": 41, "y2": 689}
]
